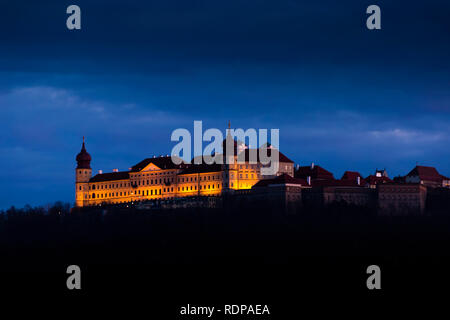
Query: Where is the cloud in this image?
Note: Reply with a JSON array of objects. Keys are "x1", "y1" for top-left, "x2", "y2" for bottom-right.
[
  {"x1": 278, "y1": 110, "x2": 450, "y2": 176},
  {"x1": 0, "y1": 86, "x2": 192, "y2": 208},
  {"x1": 0, "y1": 85, "x2": 189, "y2": 140},
  {"x1": 369, "y1": 128, "x2": 444, "y2": 144}
]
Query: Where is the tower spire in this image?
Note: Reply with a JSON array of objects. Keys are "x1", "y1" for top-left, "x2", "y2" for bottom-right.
[
  {"x1": 76, "y1": 136, "x2": 91, "y2": 169},
  {"x1": 226, "y1": 120, "x2": 232, "y2": 137}
]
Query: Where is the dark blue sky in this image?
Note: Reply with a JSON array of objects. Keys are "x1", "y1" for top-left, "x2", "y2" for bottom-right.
[{"x1": 0, "y1": 0, "x2": 449, "y2": 208}]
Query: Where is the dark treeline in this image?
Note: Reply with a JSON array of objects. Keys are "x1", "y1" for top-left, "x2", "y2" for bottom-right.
[
  {"x1": 2, "y1": 201, "x2": 450, "y2": 299},
  {"x1": 1, "y1": 201, "x2": 450, "y2": 268}
]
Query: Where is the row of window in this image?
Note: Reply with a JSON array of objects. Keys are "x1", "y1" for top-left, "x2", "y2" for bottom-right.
[
  {"x1": 83, "y1": 168, "x2": 268, "y2": 192},
  {"x1": 87, "y1": 174, "x2": 225, "y2": 191},
  {"x1": 380, "y1": 188, "x2": 421, "y2": 193},
  {"x1": 239, "y1": 164, "x2": 260, "y2": 169},
  {"x1": 87, "y1": 183, "x2": 229, "y2": 199},
  {"x1": 133, "y1": 171, "x2": 174, "y2": 178},
  {"x1": 136, "y1": 178, "x2": 170, "y2": 186},
  {"x1": 239, "y1": 173, "x2": 257, "y2": 179},
  {"x1": 90, "y1": 182, "x2": 130, "y2": 190},
  {"x1": 88, "y1": 189, "x2": 165, "y2": 199},
  {"x1": 379, "y1": 195, "x2": 419, "y2": 200},
  {"x1": 179, "y1": 175, "x2": 221, "y2": 182},
  {"x1": 178, "y1": 184, "x2": 221, "y2": 192}
]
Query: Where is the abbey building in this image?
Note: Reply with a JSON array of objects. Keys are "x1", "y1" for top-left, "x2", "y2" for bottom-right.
[{"x1": 75, "y1": 137, "x2": 294, "y2": 207}]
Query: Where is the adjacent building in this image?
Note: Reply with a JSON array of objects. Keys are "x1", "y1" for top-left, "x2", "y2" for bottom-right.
[
  {"x1": 377, "y1": 183, "x2": 427, "y2": 215},
  {"x1": 405, "y1": 165, "x2": 450, "y2": 188}
]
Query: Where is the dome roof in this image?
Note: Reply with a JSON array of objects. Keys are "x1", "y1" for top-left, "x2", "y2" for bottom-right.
[
  {"x1": 76, "y1": 147, "x2": 91, "y2": 162},
  {"x1": 76, "y1": 137, "x2": 91, "y2": 169}
]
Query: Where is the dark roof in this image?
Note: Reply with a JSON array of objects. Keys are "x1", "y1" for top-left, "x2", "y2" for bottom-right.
[
  {"x1": 340, "y1": 171, "x2": 366, "y2": 185},
  {"x1": 220, "y1": 135, "x2": 293, "y2": 164},
  {"x1": 237, "y1": 148, "x2": 293, "y2": 164},
  {"x1": 295, "y1": 165, "x2": 334, "y2": 180},
  {"x1": 178, "y1": 163, "x2": 223, "y2": 175},
  {"x1": 90, "y1": 171, "x2": 130, "y2": 182},
  {"x1": 365, "y1": 175, "x2": 392, "y2": 185},
  {"x1": 406, "y1": 165, "x2": 447, "y2": 182},
  {"x1": 253, "y1": 174, "x2": 306, "y2": 187},
  {"x1": 310, "y1": 179, "x2": 365, "y2": 187},
  {"x1": 76, "y1": 140, "x2": 91, "y2": 169},
  {"x1": 393, "y1": 175, "x2": 406, "y2": 183},
  {"x1": 130, "y1": 156, "x2": 187, "y2": 172},
  {"x1": 341, "y1": 171, "x2": 362, "y2": 180}
]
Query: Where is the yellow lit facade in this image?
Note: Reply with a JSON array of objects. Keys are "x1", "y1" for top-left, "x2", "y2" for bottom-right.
[{"x1": 75, "y1": 139, "x2": 294, "y2": 207}]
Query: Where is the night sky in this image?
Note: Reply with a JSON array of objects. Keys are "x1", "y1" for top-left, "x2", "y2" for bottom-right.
[{"x1": 0, "y1": 0, "x2": 449, "y2": 209}]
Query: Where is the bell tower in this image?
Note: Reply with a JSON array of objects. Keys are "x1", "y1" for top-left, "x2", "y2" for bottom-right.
[
  {"x1": 75, "y1": 137, "x2": 92, "y2": 207},
  {"x1": 222, "y1": 121, "x2": 237, "y2": 192}
]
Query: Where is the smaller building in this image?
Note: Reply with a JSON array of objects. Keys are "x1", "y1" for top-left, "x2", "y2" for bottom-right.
[
  {"x1": 377, "y1": 183, "x2": 427, "y2": 215},
  {"x1": 365, "y1": 169, "x2": 392, "y2": 188},
  {"x1": 405, "y1": 165, "x2": 450, "y2": 188},
  {"x1": 242, "y1": 174, "x2": 308, "y2": 214},
  {"x1": 341, "y1": 171, "x2": 365, "y2": 186},
  {"x1": 302, "y1": 179, "x2": 374, "y2": 208},
  {"x1": 295, "y1": 162, "x2": 335, "y2": 184}
]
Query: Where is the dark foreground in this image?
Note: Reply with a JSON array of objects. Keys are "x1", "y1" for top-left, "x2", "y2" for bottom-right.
[{"x1": 1, "y1": 204, "x2": 449, "y2": 315}]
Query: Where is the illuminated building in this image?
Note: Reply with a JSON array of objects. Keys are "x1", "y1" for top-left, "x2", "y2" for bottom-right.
[{"x1": 75, "y1": 136, "x2": 294, "y2": 207}]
